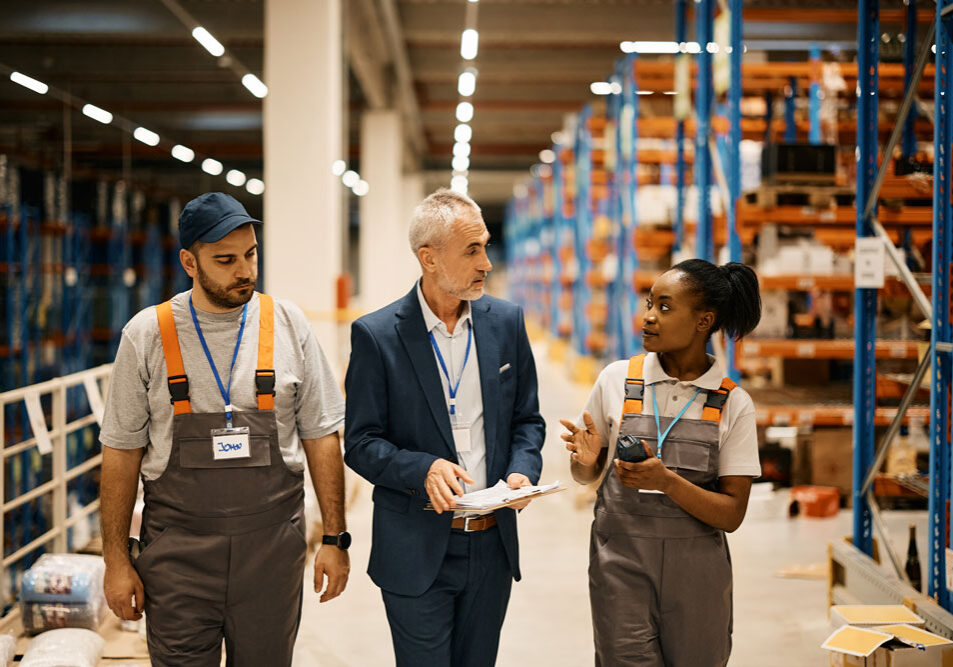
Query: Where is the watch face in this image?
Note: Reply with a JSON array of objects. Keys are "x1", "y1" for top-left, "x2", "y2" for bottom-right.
[{"x1": 339, "y1": 531, "x2": 352, "y2": 550}]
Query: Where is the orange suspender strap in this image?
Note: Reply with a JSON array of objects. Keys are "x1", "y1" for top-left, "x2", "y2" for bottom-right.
[
  {"x1": 701, "y1": 376, "x2": 737, "y2": 423},
  {"x1": 621, "y1": 354, "x2": 646, "y2": 420},
  {"x1": 255, "y1": 293, "x2": 276, "y2": 410},
  {"x1": 155, "y1": 301, "x2": 192, "y2": 415}
]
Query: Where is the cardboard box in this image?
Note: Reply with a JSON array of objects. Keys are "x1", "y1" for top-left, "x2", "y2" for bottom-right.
[
  {"x1": 811, "y1": 428, "x2": 853, "y2": 496},
  {"x1": 825, "y1": 622, "x2": 953, "y2": 667}
]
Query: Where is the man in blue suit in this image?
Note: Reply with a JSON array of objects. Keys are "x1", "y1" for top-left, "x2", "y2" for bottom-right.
[{"x1": 344, "y1": 189, "x2": 545, "y2": 666}]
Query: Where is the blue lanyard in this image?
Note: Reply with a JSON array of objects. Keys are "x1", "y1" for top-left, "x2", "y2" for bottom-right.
[
  {"x1": 189, "y1": 296, "x2": 248, "y2": 427},
  {"x1": 651, "y1": 384, "x2": 701, "y2": 458},
  {"x1": 428, "y1": 322, "x2": 472, "y2": 416}
]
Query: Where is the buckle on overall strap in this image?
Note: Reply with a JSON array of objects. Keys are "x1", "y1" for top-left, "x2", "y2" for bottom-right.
[
  {"x1": 625, "y1": 380, "x2": 644, "y2": 401},
  {"x1": 255, "y1": 369, "x2": 276, "y2": 396},
  {"x1": 702, "y1": 386, "x2": 731, "y2": 422},
  {"x1": 167, "y1": 375, "x2": 190, "y2": 404}
]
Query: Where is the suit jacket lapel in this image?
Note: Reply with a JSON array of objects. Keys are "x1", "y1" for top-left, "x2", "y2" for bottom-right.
[
  {"x1": 395, "y1": 289, "x2": 455, "y2": 456},
  {"x1": 472, "y1": 297, "x2": 499, "y2": 477}
]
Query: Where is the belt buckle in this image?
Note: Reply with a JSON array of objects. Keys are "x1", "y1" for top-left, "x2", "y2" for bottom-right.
[{"x1": 463, "y1": 516, "x2": 479, "y2": 532}]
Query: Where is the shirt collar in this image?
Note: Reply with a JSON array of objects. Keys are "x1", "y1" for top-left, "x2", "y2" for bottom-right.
[
  {"x1": 416, "y1": 280, "x2": 472, "y2": 335},
  {"x1": 642, "y1": 352, "x2": 723, "y2": 391}
]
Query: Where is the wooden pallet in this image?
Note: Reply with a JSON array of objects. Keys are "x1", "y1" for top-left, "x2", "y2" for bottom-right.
[{"x1": 745, "y1": 184, "x2": 855, "y2": 209}]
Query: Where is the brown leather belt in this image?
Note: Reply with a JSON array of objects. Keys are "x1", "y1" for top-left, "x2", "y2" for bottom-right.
[{"x1": 451, "y1": 513, "x2": 497, "y2": 532}]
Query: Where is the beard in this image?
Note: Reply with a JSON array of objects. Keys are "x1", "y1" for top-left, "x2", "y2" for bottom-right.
[
  {"x1": 195, "y1": 261, "x2": 256, "y2": 309},
  {"x1": 436, "y1": 264, "x2": 486, "y2": 302}
]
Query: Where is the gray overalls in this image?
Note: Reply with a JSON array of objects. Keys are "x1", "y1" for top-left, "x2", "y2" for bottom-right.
[
  {"x1": 134, "y1": 295, "x2": 306, "y2": 667},
  {"x1": 589, "y1": 354, "x2": 735, "y2": 666}
]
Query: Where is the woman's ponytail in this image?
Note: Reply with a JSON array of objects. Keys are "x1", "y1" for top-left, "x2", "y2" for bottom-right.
[{"x1": 669, "y1": 259, "x2": 762, "y2": 340}]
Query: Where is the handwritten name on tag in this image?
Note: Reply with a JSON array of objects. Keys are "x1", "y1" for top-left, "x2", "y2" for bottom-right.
[{"x1": 211, "y1": 427, "x2": 250, "y2": 460}]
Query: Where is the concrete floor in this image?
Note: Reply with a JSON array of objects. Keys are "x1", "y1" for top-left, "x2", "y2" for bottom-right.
[{"x1": 293, "y1": 343, "x2": 930, "y2": 666}]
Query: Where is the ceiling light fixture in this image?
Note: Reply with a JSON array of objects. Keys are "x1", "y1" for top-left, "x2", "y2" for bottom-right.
[
  {"x1": 171, "y1": 144, "x2": 195, "y2": 162},
  {"x1": 458, "y1": 70, "x2": 477, "y2": 97},
  {"x1": 246, "y1": 178, "x2": 265, "y2": 195},
  {"x1": 242, "y1": 73, "x2": 268, "y2": 98},
  {"x1": 454, "y1": 124, "x2": 473, "y2": 143},
  {"x1": 590, "y1": 82, "x2": 612, "y2": 95},
  {"x1": 201, "y1": 158, "x2": 223, "y2": 176},
  {"x1": 461, "y1": 29, "x2": 479, "y2": 60},
  {"x1": 226, "y1": 169, "x2": 246, "y2": 187},
  {"x1": 192, "y1": 26, "x2": 225, "y2": 57},
  {"x1": 10, "y1": 71, "x2": 48, "y2": 95},
  {"x1": 342, "y1": 170, "x2": 360, "y2": 188},
  {"x1": 456, "y1": 101, "x2": 474, "y2": 123},
  {"x1": 133, "y1": 127, "x2": 160, "y2": 146},
  {"x1": 82, "y1": 104, "x2": 113, "y2": 124}
]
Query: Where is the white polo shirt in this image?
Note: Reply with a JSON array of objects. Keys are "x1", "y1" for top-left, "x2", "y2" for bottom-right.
[
  {"x1": 416, "y1": 282, "x2": 487, "y2": 498},
  {"x1": 578, "y1": 352, "x2": 761, "y2": 481}
]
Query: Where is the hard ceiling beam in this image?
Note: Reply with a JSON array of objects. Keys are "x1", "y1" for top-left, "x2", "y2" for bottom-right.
[{"x1": 346, "y1": 0, "x2": 390, "y2": 110}]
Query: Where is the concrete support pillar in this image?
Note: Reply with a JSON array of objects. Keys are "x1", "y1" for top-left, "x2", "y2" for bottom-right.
[
  {"x1": 358, "y1": 110, "x2": 418, "y2": 309},
  {"x1": 264, "y1": 0, "x2": 344, "y2": 355}
]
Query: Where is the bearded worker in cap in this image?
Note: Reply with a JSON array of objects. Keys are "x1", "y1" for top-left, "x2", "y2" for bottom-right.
[{"x1": 100, "y1": 192, "x2": 350, "y2": 666}]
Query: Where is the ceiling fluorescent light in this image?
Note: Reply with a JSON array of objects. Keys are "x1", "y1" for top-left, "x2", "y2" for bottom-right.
[
  {"x1": 458, "y1": 71, "x2": 477, "y2": 97},
  {"x1": 461, "y1": 29, "x2": 479, "y2": 60},
  {"x1": 450, "y1": 175, "x2": 468, "y2": 194},
  {"x1": 172, "y1": 144, "x2": 195, "y2": 162},
  {"x1": 202, "y1": 158, "x2": 223, "y2": 176},
  {"x1": 331, "y1": 160, "x2": 346, "y2": 176},
  {"x1": 10, "y1": 72, "x2": 48, "y2": 95},
  {"x1": 133, "y1": 127, "x2": 160, "y2": 146},
  {"x1": 620, "y1": 41, "x2": 680, "y2": 54},
  {"x1": 456, "y1": 101, "x2": 474, "y2": 123},
  {"x1": 82, "y1": 104, "x2": 113, "y2": 124},
  {"x1": 539, "y1": 149, "x2": 556, "y2": 164},
  {"x1": 192, "y1": 26, "x2": 225, "y2": 57},
  {"x1": 590, "y1": 82, "x2": 612, "y2": 95},
  {"x1": 226, "y1": 169, "x2": 246, "y2": 187},
  {"x1": 454, "y1": 124, "x2": 472, "y2": 143},
  {"x1": 246, "y1": 178, "x2": 265, "y2": 195},
  {"x1": 452, "y1": 155, "x2": 470, "y2": 172},
  {"x1": 242, "y1": 73, "x2": 268, "y2": 98},
  {"x1": 352, "y1": 180, "x2": 370, "y2": 197},
  {"x1": 342, "y1": 170, "x2": 360, "y2": 188},
  {"x1": 453, "y1": 142, "x2": 471, "y2": 158}
]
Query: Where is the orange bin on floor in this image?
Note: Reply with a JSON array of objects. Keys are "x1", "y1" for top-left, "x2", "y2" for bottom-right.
[{"x1": 790, "y1": 485, "x2": 840, "y2": 518}]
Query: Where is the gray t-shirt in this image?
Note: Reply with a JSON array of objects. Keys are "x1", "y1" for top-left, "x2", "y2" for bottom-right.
[{"x1": 100, "y1": 290, "x2": 345, "y2": 480}]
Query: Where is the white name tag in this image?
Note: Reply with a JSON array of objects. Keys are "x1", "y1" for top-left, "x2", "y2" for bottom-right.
[
  {"x1": 452, "y1": 424, "x2": 472, "y2": 453},
  {"x1": 211, "y1": 427, "x2": 250, "y2": 460}
]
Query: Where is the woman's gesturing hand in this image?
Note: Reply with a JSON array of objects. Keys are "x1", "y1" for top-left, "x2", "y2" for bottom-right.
[{"x1": 560, "y1": 412, "x2": 602, "y2": 467}]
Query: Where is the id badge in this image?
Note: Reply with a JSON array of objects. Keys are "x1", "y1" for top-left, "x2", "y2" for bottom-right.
[
  {"x1": 452, "y1": 422, "x2": 472, "y2": 453},
  {"x1": 211, "y1": 426, "x2": 250, "y2": 460}
]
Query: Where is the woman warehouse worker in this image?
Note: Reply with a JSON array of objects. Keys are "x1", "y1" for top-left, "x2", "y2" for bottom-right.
[{"x1": 561, "y1": 259, "x2": 763, "y2": 666}]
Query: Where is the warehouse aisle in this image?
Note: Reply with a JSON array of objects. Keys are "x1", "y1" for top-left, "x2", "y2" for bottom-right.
[{"x1": 293, "y1": 342, "x2": 928, "y2": 666}]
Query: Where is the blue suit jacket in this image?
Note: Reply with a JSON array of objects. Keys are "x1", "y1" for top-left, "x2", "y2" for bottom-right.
[{"x1": 344, "y1": 286, "x2": 545, "y2": 596}]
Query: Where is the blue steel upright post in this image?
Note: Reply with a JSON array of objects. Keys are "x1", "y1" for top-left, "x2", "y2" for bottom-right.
[
  {"x1": 695, "y1": 0, "x2": 714, "y2": 261},
  {"x1": 674, "y1": 0, "x2": 687, "y2": 254},
  {"x1": 931, "y1": 0, "x2": 953, "y2": 608},
  {"x1": 853, "y1": 0, "x2": 879, "y2": 558},
  {"x1": 903, "y1": 0, "x2": 919, "y2": 161},
  {"x1": 809, "y1": 46, "x2": 822, "y2": 145},
  {"x1": 725, "y1": 0, "x2": 743, "y2": 383}
]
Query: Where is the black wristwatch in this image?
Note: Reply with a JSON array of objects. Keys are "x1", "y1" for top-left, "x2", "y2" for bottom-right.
[{"x1": 322, "y1": 531, "x2": 351, "y2": 550}]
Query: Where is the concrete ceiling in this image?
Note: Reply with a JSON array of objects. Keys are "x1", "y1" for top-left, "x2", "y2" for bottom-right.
[{"x1": 0, "y1": 0, "x2": 904, "y2": 207}]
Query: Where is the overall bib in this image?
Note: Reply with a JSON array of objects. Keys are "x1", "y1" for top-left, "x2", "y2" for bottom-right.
[
  {"x1": 134, "y1": 294, "x2": 306, "y2": 667},
  {"x1": 589, "y1": 355, "x2": 735, "y2": 667}
]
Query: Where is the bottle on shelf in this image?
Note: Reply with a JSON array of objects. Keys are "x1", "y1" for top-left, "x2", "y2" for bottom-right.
[{"x1": 905, "y1": 523, "x2": 922, "y2": 593}]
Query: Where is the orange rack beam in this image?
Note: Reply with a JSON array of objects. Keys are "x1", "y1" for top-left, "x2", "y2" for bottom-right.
[{"x1": 738, "y1": 339, "x2": 918, "y2": 360}]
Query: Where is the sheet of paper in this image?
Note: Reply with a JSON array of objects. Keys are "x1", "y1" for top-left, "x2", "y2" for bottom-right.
[
  {"x1": 822, "y1": 625, "x2": 893, "y2": 658},
  {"x1": 24, "y1": 390, "x2": 53, "y2": 455},
  {"x1": 83, "y1": 376, "x2": 105, "y2": 426},
  {"x1": 447, "y1": 480, "x2": 562, "y2": 511}
]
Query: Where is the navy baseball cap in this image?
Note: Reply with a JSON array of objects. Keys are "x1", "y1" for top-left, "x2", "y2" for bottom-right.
[{"x1": 179, "y1": 192, "x2": 261, "y2": 249}]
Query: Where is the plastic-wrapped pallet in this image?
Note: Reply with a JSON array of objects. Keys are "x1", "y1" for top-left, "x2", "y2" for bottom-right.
[
  {"x1": 21, "y1": 554, "x2": 105, "y2": 604},
  {"x1": 0, "y1": 633, "x2": 15, "y2": 666},
  {"x1": 19, "y1": 554, "x2": 106, "y2": 635},
  {"x1": 19, "y1": 628, "x2": 104, "y2": 667}
]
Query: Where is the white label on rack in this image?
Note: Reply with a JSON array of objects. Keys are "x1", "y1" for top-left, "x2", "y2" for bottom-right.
[
  {"x1": 797, "y1": 277, "x2": 815, "y2": 290},
  {"x1": 772, "y1": 414, "x2": 790, "y2": 425},
  {"x1": 797, "y1": 343, "x2": 816, "y2": 357},
  {"x1": 855, "y1": 237, "x2": 886, "y2": 288},
  {"x1": 819, "y1": 209, "x2": 837, "y2": 223},
  {"x1": 842, "y1": 411, "x2": 854, "y2": 426},
  {"x1": 24, "y1": 391, "x2": 53, "y2": 455},
  {"x1": 798, "y1": 410, "x2": 815, "y2": 425},
  {"x1": 83, "y1": 376, "x2": 105, "y2": 426},
  {"x1": 946, "y1": 548, "x2": 953, "y2": 592},
  {"x1": 890, "y1": 345, "x2": 907, "y2": 358},
  {"x1": 747, "y1": 343, "x2": 761, "y2": 355}
]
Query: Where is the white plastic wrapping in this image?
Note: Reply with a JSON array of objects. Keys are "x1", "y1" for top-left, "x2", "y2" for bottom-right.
[
  {"x1": 0, "y1": 634, "x2": 15, "y2": 666},
  {"x1": 19, "y1": 628, "x2": 103, "y2": 667},
  {"x1": 19, "y1": 554, "x2": 107, "y2": 635}
]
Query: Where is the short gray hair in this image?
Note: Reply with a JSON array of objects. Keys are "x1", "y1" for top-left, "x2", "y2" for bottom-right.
[{"x1": 409, "y1": 189, "x2": 482, "y2": 254}]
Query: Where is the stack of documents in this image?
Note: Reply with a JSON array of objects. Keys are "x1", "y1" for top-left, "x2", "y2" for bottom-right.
[{"x1": 429, "y1": 480, "x2": 563, "y2": 512}]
